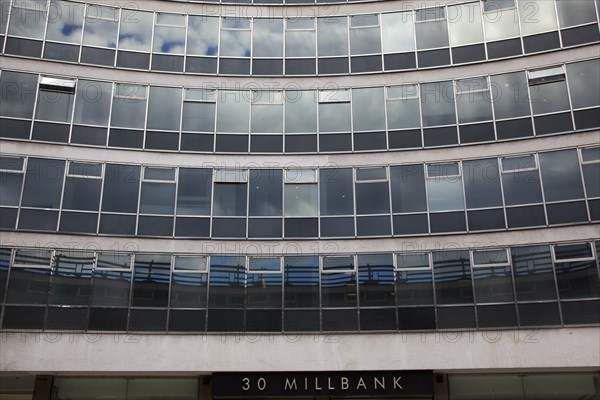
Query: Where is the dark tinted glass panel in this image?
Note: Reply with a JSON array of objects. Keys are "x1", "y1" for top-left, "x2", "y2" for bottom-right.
[
  {"x1": 437, "y1": 306, "x2": 476, "y2": 329},
  {"x1": 546, "y1": 201, "x2": 588, "y2": 224},
  {"x1": 0, "y1": 118, "x2": 31, "y2": 139},
  {"x1": 358, "y1": 254, "x2": 395, "y2": 307},
  {"x1": 207, "y1": 309, "x2": 244, "y2": 332},
  {"x1": 384, "y1": 53, "x2": 417, "y2": 71},
  {"x1": 390, "y1": 165, "x2": 426, "y2": 213},
  {"x1": 473, "y1": 265, "x2": 514, "y2": 303},
  {"x1": 351, "y1": 55, "x2": 382, "y2": 73},
  {"x1": 487, "y1": 38, "x2": 522, "y2": 59},
  {"x1": 477, "y1": 304, "x2": 518, "y2": 328},
  {"x1": 322, "y1": 309, "x2": 358, "y2": 331},
  {"x1": 62, "y1": 177, "x2": 101, "y2": 211},
  {"x1": 2, "y1": 306, "x2": 45, "y2": 329},
  {"x1": 248, "y1": 218, "x2": 282, "y2": 238},
  {"x1": 284, "y1": 218, "x2": 318, "y2": 237},
  {"x1": 98, "y1": 214, "x2": 136, "y2": 235},
  {"x1": 43, "y1": 42, "x2": 78, "y2": 62},
  {"x1": 249, "y1": 170, "x2": 282, "y2": 216},
  {"x1": 101, "y1": 164, "x2": 140, "y2": 213},
  {"x1": 21, "y1": 158, "x2": 65, "y2": 208},
  {"x1": 0, "y1": 71, "x2": 38, "y2": 118},
  {"x1": 17, "y1": 209, "x2": 58, "y2": 231},
  {"x1": 209, "y1": 256, "x2": 245, "y2": 308},
  {"x1": 186, "y1": 57, "x2": 218, "y2": 74},
  {"x1": 213, "y1": 183, "x2": 247, "y2": 216},
  {"x1": 393, "y1": 214, "x2": 429, "y2": 235},
  {"x1": 246, "y1": 309, "x2": 282, "y2": 332},
  {"x1": 285, "y1": 134, "x2": 317, "y2": 153},
  {"x1": 518, "y1": 302, "x2": 561, "y2": 326},
  {"x1": 92, "y1": 269, "x2": 131, "y2": 307},
  {"x1": 285, "y1": 59, "x2": 316, "y2": 75},
  {"x1": 0, "y1": 208, "x2": 17, "y2": 229},
  {"x1": 357, "y1": 216, "x2": 391, "y2": 236},
  {"x1": 180, "y1": 133, "x2": 213, "y2": 151},
  {"x1": 250, "y1": 135, "x2": 283, "y2": 153},
  {"x1": 322, "y1": 271, "x2": 356, "y2": 308},
  {"x1": 31, "y1": 122, "x2": 70, "y2": 143},
  {"x1": 6, "y1": 267, "x2": 51, "y2": 304},
  {"x1": 252, "y1": 59, "x2": 283, "y2": 75},
  {"x1": 152, "y1": 54, "x2": 184, "y2": 72},
  {"x1": 247, "y1": 270, "x2": 282, "y2": 309},
  {"x1": 0, "y1": 248, "x2": 10, "y2": 302},
  {"x1": 430, "y1": 212, "x2": 466, "y2": 233},
  {"x1": 318, "y1": 58, "x2": 349, "y2": 74},
  {"x1": 320, "y1": 168, "x2": 353, "y2": 216},
  {"x1": 108, "y1": 129, "x2": 143, "y2": 149},
  {"x1": 70, "y1": 125, "x2": 107, "y2": 146},
  {"x1": 211, "y1": 218, "x2": 246, "y2": 238},
  {"x1": 177, "y1": 168, "x2": 212, "y2": 216},
  {"x1": 360, "y1": 308, "x2": 397, "y2": 331},
  {"x1": 397, "y1": 307, "x2": 436, "y2": 330},
  {"x1": 219, "y1": 58, "x2": 250, "y2": 74},
  {"x1": 131, "y1": 254, "x2": 171, "y2": 307},
  {"x1": 396, "y1": 269, "x2": 433, "y2": 306},
  {"x1": 49, "y1": 251, "x2": 94, "y2": 305},
  {"x1": 512, "y1": 245, "x2": 556, "y2": 301},
  {"x1": 496, "y1": 118, "x2": 534, "y2": 140},
  {"x1": 433, "y1": 250, "x2": 473, "y2": 304},
  {"x1": 354, "y1": 131, "x2": 387, "y2": 151},
  {"x1": 452, "y1": 44, "x2": 485, "y2": 63},
  {"x1": 170, "y1": 272, "x2": 207, "y2": 308},
  {"x1": 80, "y1": 47, "x2": 115, "y2": 66},
  {"x1": 88, "y1": 308, "x2": 128, "y2": 331},
  {"x1": 423, "y1": 126, "x2": 458, "y2": 147},
  {"x1": 169, "y1": 310, "x2": 206, "y2": 332},
  {"x1": 459, "y1": 122, "x2": 495, "y2": 143},
  {"x1": 128, "y1": 309, "x2": 167, "y2": 332},
  {"x1": 4, "y1": 37, "x2": 43, "y2": 58},
  {"x1": 215, "y1": 134, "x2": 248, "y2": 152},
  {"x1": 140, "y1": 181, "x2": 176, "y2": 215},
  {"x1": 506, "y1": 205, "x2": 546, "y2": 228},
  {"x1": 320, "y1": 217, "x2": 354, "y2": 237},
  {"x1": 356, "y1": 181, "x2": 389, "y2": 214},
  {"x1": 561, "y1": 300, "x2": 600, "y2": 324},
  {"x1": 116, "y1": 51, "x2": 150, "y2": 69},
  {"x1": 539, "y1": 150, "x2": 584, "y2": 202},
  {"x1": 467, "y1": 209, "x2": 505, "y2": 231},
  {"x1": 388, "y1": 129, "x2": 422, "y2": 149},
  {"x1": 145, "y1": 131, "x2": 179, "y2": 150},
  {"x1": 137, "y1": 216, "x2": 173, "y2": 237},
  {"x1": 555, "y1": 260, "x2": 600, "y2": 300},
  {"x1": 523, "y1": 31, "x2": 560, "y2": 53},
  {"x1": 417, "y1": 49, "x2": 450, "y2": 67},
  {"x1": 463, "y1": 158, "x2": 503, "y2": 208},
  {"x1": 284, "y1": 309, "x2": 320, "y2": 332},
  {"x1": 502, "y1": 171, "x2": 542, "y2": 206},
  {"x1": 534, "y1": 113, "x2": 573, "y2": 135},
  {"x1": 319, "y1": 133, "x2": 352, "y2": 152},
  {"x1": 46, "y1": 307, "x2": 87, "y2": 330},
  {"x1": 284, "y1": 256, "x2": 319, "y2": 308}
]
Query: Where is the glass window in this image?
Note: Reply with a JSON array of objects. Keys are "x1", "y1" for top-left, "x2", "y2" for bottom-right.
[
  {"x1": 472, "y1": 249, "x2": 514, "y2": 303},
  {"x1": 46, "y1": 0, "x2": 84, "y2": 44},
  {"x1": 318, "y1": 90, "x2": 351, "y2": 132},
  {"x1": 355, "y1": 168, "x2": 390, "y2": 214},
  {"x1": 0, "y1": 156, "x2": 24, "y2": 207},
  {"x1": 456, "y1": 77, "x2": 493, "y2": 123},
  {"x1": 415, "y1": 7, "x2": 449, "y2": 50},
  {"x1": 21, "y1": 158, "x2": 65, "y2": 209},
  {"x1": 187, "y1": 16, "x2": 218, "y2": 56},
  {"x1": 153, "y1": 13, "x2": 185, "y2": 54},
  {"x1": 350, "y1": 14, "x2": 381, "y2": 55},
  {"x1": 0, "y1": 71, "x2": 38, "y2": 119},
  {"x1": 213, "y1": 182, "x2": 247, "y2": 216},
  {"x1": 35, "y1": 78, "x2": 76, "y2": 123},
  {"x1": 358, "y1": 254, "x2": 395, "y2": 307},
  {"x1": 483, "y1": 0, "x2": 520, "y2": 41},
  {"x1": 7, "y1": 0, "x2": 47, "y2": 39},
  {"x1": 553, "y1": 243, "x2": 600, "y2": 299},
  {"x1": 463, "y1": 158, "x2": 503, "y2": 208},
  {"x1": 317, "y1": 17, "x2": 348, "y2": 56},
  {"x1": 247, "y1": 257, "x2": 282, "y2": 308},
  {"x1": 82, "y1": 5, "x2": 118, "y2": 48},
  {"x1": 62, "y1": 162, "x2": 102, "y2": 211},
  {"x1": 216, "y1": 91, "x2": 250, "y2": 133},
  {"x1": 321, "y1": 256, "x2": 356, "y2": 307},
  {"x1": 490, "y1": 71, "x2": 530, "y2": 119},
  {"x1": 539, "y1": 149, "x2": 585, "y2": 202},
  {"x1": 251, "y1": 91, "x2": 283, "y2": 133},
  {"x1": 395, "y1": 252, "x2": 434, "y2": 305},
  {"x1": 253, "y1": 18, "x2": 283, "y2": 57},
  {"x1": 382, "y1": 12, "x2": 414, "y2": 53},
  {"x1": 6, "y1": 249, "x2": 52, "y2": 305},
  {"x1": 581, "y1": 146, "x2": 600, "y2": 198},
  {"x1": 386, "y1": 85, "x2": 421, "y2": 129},
  {"x1": 566, "y1": 59, "x2": 600, "y2": 109},
  {"x1": 92, "y1": 252, "x2": 132, "y2": 306},
  {"x1": 101, "y1": 164, "x2": 141, "y2": 213},
  {"x1": 285, "y1": 90, "x2": 317, "y2": 133},
  {"x1": 390, "y1": 164, "x2": 427, "y2": 213},
  {"x1": 182, "y1": 89, "x2": 215, "y2": 132},
  {"x1": 556, "y1": 0, "x2": 598, "y2": 27},
  {"x1": 49, "y1": 250, "x2": 94, "y2": 305},
  {"x1": 511, "y1": 245, "x2": 556, "y2": 301},
  {"x1": 118, "y1": 9, "x2": 153, "y2": 51},
  {"x1": 501, "y1": 155, "x2": 542, "y2": 205},
  {"x1": 220, "y1": 17, "x2": 251, "y2": 57},
  {"x1": 426, "y1": 162, "x2": 464, "y2": 212},
  {"x1": 171, "y1": 256, "x2": 208, "y2": 308},
  {"x1": 447, "y1": 2, "x2": 484, "y2": 46},
  {"x1": 249, "y1": 169, "x2": 282, "y2": 216},
  {"x1": 284, "y1": 182, "x2": 317, "y2": 217},
  {"x1": 420, "y1": 81, "x2": 455, "y2": 126},
  {"x1": 285, "y1": 18, "x2": 315, "y2": 57},
  {"x1": 147, "y1": 86, "x2": 182, "y2": 131},
  {"x1": 284, "y1": 256, "x2": 319, "y2": 308},
  {"x1": 110, "y1": 84, "x2": 147, "y2": 129},
  {"x1": 433, "y1": 250, "x2": 474, "y2": 304},
  {"x1": 518, "y1": 0, "x2": 558, "y2": 35},
  {"x1": 528, "y1": 67, "x2": 569, "y2": 114},
  {"x1": 73, "y1": 80, "x2": 112, "y2": 126},
  {"x1": 131, "y1": 254, "x2": 171, "y2": 307},
  {"x1": 352, "y1": 87, "x2": 385, "y2": 131},
  {"x1": 320, "y1": 168, "x2": 353, "y2": 215},
  {"x1": 139, "y1": 167, "x2": 176, "y2": 215},
  {"x1": 208, "y1": 255, "x2": 246, "y2": 308},
  {"x1": 176, "y1": 168, "x2": 212, "y2": 215}
]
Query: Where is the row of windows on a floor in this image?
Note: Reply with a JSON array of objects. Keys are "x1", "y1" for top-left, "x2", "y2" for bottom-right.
[
  {"x1": 2, "y1": 0, "x2": 599, "y2": 74},
  {"x1": 0, "y1": 241, "x2": 599, "y2": 331},
  {"x1": 1, "y1": 58, "x2": 599, "y2": 152},
  {"x1": 1, "y1": 146, "x2": 598, "y2": 237}
]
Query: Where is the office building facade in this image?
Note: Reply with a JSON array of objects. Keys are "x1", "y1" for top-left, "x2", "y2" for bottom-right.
[{"x1": 0, "y1": 0, "x2": 599, "y2": 398}]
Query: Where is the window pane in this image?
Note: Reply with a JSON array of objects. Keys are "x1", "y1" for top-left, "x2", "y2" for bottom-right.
[
  {"x1": 416, "y1": 11, "x2": 449, "y2": 49},
  {"x1": 473, "y1": 264, "x2": 514, "y2": 303},
  {"x1": 320, "y1": 168, "x2": 353, "y2": 215},
  {"x1": 182, "y1": 100, "x2": 215, "y2": 132},
  {"x1": 111, "y1": 84, "x2": 147, "y2": 129},
  {"x1": 519, "y1": 0, "x2": 557, "y2": 35},
  {"x1": 73, "y1": 80, "x2": 112, "y2": 126},
  {"x1": 153, "y1": 13, "x2": 185, "y2": 54},
  {"x1": 427, "y1": 175, "x2": 464, "y2": 212},
  {"x1": 456, "y1": 78, "x2": 492, "y2": 123},
  {"x1": 387, "y1": 85, "x2": 420, "y2": 129},
  {"x1": 249, "y1": 169, "x2": 282, "y2": 216},
  {"x1": 208, "y1": 255, "x2": 245, "y2": 308},
  {"x1": 322, "y1": 269, "x2": 356, "y2": 308},
  {"x1": 512, "y1": 245, "x2": 556, "y2": 301},
  {"x1": 490, "y1": 72, "x2": 530, "y2": 119},
  {"x1": 420, "y1": 81, "x2": 455, "y2": 126},
  {"x1": 285, "y1": 19, "x2": 315, "y2": 57},
  {"x1": 171, "y1": 271, "x2": 208, "y2": 308},
  {"x1": 216, "y1": 91, "x2": 250, "y2": 132},
  {"x1": 502, "y1": 168, "x2": 542, "y2": 206},
  {"x1": 352, "y1": 87, "x2": 385, "y2": 131},
  {"x1": 101, "y1": 164, "x2": 140, "y2": 213},
  {"x1": 118, "y1": 9, "x2": 153, "y2": 51},
  {"x1": 147, "y1": 87, "x2": 182, "y2": 131},
  {"x1": 556, "y1": 0, "x2": 598, "y2": 27},
  {"x1": 213, "y1": 183, "x2": 247, "y2": 216},
  {"x1": 284, "y1": 184, "x2": 317, "y2": 216},
  {"x1": 36, "y1": 84, "x2": 75, "y2": 123},
  {"x1": 390, "y1": 164, "x2": 427, "y2": 213},
  {"x1": 140, "y1": 181, "x2": 176, "y2": 215},
  {"x1": 62, "y1": 174, "x2": 102, "y2": 211},
  {"x1": 284, "y1": 256, "x2": 319, "y2": 308},
  {"x1": 285, "y1": 91, "x2": 317, "y2": 133},
  {"x1": 395, "y1": 261, "x2": 434, "y2": 305},
  {"x1": 177, "y1": 168, "x2": 212, "y2": 215},
  {"x1": 356, "y1": 181, "x2": 390, "y2": 214},
  {"x1": 83, "y1": 5, "x2": 118, "y2": 48},
  {"x1": 463, "y1": 158, "x2": 503, "y2": 208},
  {"x1": 529, "y1": 79, "x2": 569, "y2": 115},
  {"x1": 433, "y1": 250, "x2": 473, "y2": 304},
  {"x1": 247, "y1": 268, "x2": 282, "y2": 308},
  {"x1": 448, "y1": 3, "x2": 484, "y2": 46},
  {"x1": 220, "y1": 18, "x2": 251, "y2": 57},
  {"x1": 21, "y1": 158, "x2": 65, "y2": 208},
  {"x1": 46, "y1": 0, "x2": 84, "y2": 44},
  {"x1": 253, "y1": 18, "x2": 283, "y2": 57},
  {"x1": 8, "y1": 0, "x2": 47, "y2": 39},
  {"x1": 187, "y1": 16, "x2": 218, "y2": 56},
  {"x1": 382, "y1": 12, "x2": 414, "y2": 53},
  {"x1": 49, "y1": 250, "x2": 94, "y2": 305},
  {"x1": 132, "y1": 254, "x2": 171, "y2": 307},
  {"x1": 483, "y1": 4, "x2": 520, "y2": 41},
  {"x1": 350, "y1": 17, "x2": 381, "y2": 55},
  {"x1": 567, "y1": 59, "x2": 600, "y2": 109},
  {"x1": 358, "y1": 254, "x2": 395, "y2": 307},
  {"x1": 319, "y1": 102, "x2": 351, "y2": 132},
  {"x1": 539, "y1": 149, "x2": 584, "y2": 202},
  {"x1": 317, "y1": 17, "x2": 348, "y2": 56},
  {"x1": 0, "y1": 71, "x2": 38, "y2": 118}
]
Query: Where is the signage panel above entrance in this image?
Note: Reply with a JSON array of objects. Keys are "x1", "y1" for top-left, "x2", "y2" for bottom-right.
[{"x1": 211, "y1": 370, "x2": 433, "y2": 398}]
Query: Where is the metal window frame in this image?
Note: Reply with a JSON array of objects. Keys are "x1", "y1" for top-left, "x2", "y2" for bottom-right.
[
  {"x1": 66, "y1": 161, "x2": 103, "y2": 179},
  {"x1": 500, "y1": 154, "x2": 539, "y2": 173},
  {"x1": 320, "y1": 255, "x2": 357, "y2": 273},
  {"x1": 551, "y1": 242, "x2": 595, "y2": 263},
  {"x1": 172, "y1": 254, "x2": 209, "y2": 273},
  {"x1": 247, "y1": 256, "x2": 283, "y2": 274},
  {"x1": 12, "y1": 248, "x2": 55, "y2": 269},
  {"x1": 393, "y1": 252, "x2": 433, "y2": 271},
  {"x1": 471, "y1": 248, "x2": 511, "y2": 268},
  {"x1": 95, "y1": 251, "x2": 134, "y2": 271}
]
